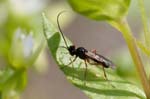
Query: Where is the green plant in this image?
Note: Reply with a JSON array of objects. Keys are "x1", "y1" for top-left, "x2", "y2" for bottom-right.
[
  {"x1": 0, "y1": 1, "x2": 45, "y2": 99},
  {"x1": 43, "y1": 0, "x2": 150, "y2": 99},
  {"x1": 0, "y1": 0, "x2": 74, "y2": 98}
]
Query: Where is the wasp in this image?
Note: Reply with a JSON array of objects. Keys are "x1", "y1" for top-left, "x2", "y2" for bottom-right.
[{"x1": 57, "y1": 11, "x2": 116, "y2": 85}]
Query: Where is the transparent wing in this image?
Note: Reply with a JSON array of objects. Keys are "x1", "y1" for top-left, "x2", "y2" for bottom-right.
[{"x1": 85, "y1": 51, "x2": 116, "y2": 69}]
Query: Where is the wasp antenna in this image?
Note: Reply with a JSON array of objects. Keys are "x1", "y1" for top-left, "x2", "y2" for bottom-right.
[{"x1": 57, "y1": 11, "x2": 69, "y2": 48}]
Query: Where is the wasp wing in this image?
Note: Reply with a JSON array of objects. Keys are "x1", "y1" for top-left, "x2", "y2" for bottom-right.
[{"x1": 85, "y1": 51, "x2": 115, "y2": 69}]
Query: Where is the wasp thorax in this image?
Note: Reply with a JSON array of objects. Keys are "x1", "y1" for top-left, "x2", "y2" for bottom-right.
[
  {"x1": 68, "y1": 45, "x2": 76, "y2": 56},
  {"x1": 76, "y1": 47, "x2": 88, "y2": 59}
]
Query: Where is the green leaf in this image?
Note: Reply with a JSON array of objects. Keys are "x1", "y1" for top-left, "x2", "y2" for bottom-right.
[
  {"x1": 68, "y1": 0, "x2": 131, "y2": 21},
  {"x1": 42, "y1": 14, "x2": 146, "y2": 99}
]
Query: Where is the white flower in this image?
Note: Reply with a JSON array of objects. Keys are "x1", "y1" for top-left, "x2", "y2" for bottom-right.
[{"x1": 9, "y1": 28, "x2": 44, "y2": 69}]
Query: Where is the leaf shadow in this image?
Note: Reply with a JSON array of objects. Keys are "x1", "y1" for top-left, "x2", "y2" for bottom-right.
[
  {"x1": 74, "y1": 84, "x2": 144, "y2": 99},
  {"x1": 59, "y1": 66, "x2": 144, "y2": 99},
  {"x1": 47, "y1": 32, "x2": 60, "y2": 59}
]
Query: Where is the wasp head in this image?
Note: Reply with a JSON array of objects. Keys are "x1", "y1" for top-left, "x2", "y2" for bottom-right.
[{"x1": 68, "y1": 45, "x2": 76, "y2": 56}]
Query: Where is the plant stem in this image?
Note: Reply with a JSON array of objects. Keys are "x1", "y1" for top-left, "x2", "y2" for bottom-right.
[
  {"x1": 109, "y1": 18, "x2": 150, "y2": 99},
  {"x1": 138, "y1": 0, "x2": 150, "y2": 47}
]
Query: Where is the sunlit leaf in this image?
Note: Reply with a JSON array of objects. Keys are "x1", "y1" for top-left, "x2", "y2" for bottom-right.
[
  {"x1": 42, "y1": 14, "x2": 146, "y2": 99},
  {"x1": 68, "y1": 0, "x2": 131, "y2": 21}
]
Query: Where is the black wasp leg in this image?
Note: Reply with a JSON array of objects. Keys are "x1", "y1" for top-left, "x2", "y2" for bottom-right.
[
  {"x1": 59, "y1": 46, "x2": 67, "y2": 49},
  {"x1": 102, "y1": 66, "x2": 107, "y2": 80},
  {"x1": 58, "y1": 46, "x2": 68, "y2": 54},
  {"x1": 84, "y1": 60, "x2": 88, "y2": 86},
  {"x1": 68, "y1": 57, "x2": 77, "y2": 79},
  {"x1": 60, "y1": 56, "x2": 77, "y2": 69},
  {"x1": 67, "y1": 56, "x2": 77, "y2": 66},
  {"x1": 86, "y1": 58, "x2": 99, "y2": 65},
  {"x1": 102, "y1": 67, "x2": 115, "y2": 88}
]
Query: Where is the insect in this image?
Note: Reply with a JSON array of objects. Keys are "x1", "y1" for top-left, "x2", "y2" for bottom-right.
[{"x1": 57, "y1": 11, "x2": 116, "y2": 85}]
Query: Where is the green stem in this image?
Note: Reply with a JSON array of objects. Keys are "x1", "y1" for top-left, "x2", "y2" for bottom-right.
[
  {"x1": 109, "y1": 18, "x2": 150, "y2": 99},
  {"x1": 138, "y1": 0, "x2": 150, "y2": 47}
]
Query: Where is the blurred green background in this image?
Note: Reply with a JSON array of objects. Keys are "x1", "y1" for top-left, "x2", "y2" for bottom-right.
[{"x1": 0, "y1": 0, "x2": 150, "y2": 99}]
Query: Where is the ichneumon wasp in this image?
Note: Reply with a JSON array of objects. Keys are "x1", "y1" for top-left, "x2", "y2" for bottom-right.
[{"x1": 57, "y1": 11, "x2": 116, "y2": 86}]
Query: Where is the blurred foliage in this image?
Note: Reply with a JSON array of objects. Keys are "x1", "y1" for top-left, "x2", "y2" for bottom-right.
[
  {"x1": 113, "y1": 49, "x2": 140, "y2": 85},
  {"x1": 0, "y1": 0, "x2": 45, "y2": 98},
  {"x1": 68, "y1": 0, "x2": 130, "y2": 21},
  {"x1": 0, "y1": 0, "x2": 75, "y2": 99}
]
